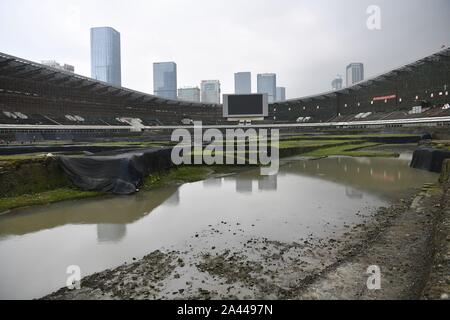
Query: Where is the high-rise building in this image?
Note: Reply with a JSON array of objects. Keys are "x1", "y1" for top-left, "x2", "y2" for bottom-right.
[
  {"x1": 201, "y1": 80, "x2": 221, "y2": 104},
  {"x1": 276, "y1": 87, "x2": 286, "y2": 101},
  {"x1": 257, "y1": 73, "x2": 277, "y2": 103},
  {"x1": 346, "y1": 63, "x2": 364, "y2": 87},
  {"x1": 178, "y1": 87, "x2": 201, "y2": 102},
  {"x1": 90, "y1": 27, "x2": 122, "y2": 87},
  {"x1": 234, "y1": 72, "x2": 251, "y2": 94},
  {"x1": 41, "y1": 60, "x2": 74, "y2": 73},
  {"x1": 153, "y1": 62, "x2": 177, "y2": 99},
  {"x1": 332, "y1": 76, "x2": 343, "y2": 90}
]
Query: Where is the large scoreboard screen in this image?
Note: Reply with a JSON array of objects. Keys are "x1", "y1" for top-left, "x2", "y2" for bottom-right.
[{"x1": 223, "y1": 94, "x2": 268, "y2": 118}]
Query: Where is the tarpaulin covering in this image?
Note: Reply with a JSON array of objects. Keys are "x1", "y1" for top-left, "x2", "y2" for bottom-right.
[
  {"x1": 57, "y1": 147, "x2": 173, "y2": 195},
  {"x1": 0, "y1": 144, "x2": 137, "y2": 156},
  {"x1": 410, "y1": 148, "x2": 450, "y2": 173}
]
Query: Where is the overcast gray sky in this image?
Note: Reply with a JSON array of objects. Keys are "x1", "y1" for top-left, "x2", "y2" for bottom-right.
[{"x1": 0, "y1": 0, "x2": 449, "y2": 99}]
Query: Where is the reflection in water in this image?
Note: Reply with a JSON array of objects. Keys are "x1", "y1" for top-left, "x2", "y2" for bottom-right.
[
  {"x1": 236, "y1": 178, "x2": 253, "y2": 194},
  {"x1": 283, "y1": 156, "x2": 435, "y2": 199},
  {"x1": 0, "y1": 156, "x2": 438, "y2": 299},
  {"x1": 234, "y1": 175, "x2": 278, "y2": 194},
  {"x1": 203, "y1": 178, "x2": 223, "y2": 188},
  {"x1": 258, "y1": 175, "x2": 278, "y2": 191},
  {"x1": 0, "y1": 186, "x2": 178, "y2": 237},
  {"x1": 345, "y1": 188, "x2": 364, "y2": 199},
  {"x1": 97, "y1": 224, "x2": 127, "y2": 243},
  {"x1": 164, "y1": 189, "x2": 181, "y2": 206}
]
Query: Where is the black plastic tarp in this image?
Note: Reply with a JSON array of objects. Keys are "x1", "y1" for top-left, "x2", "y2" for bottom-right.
[
  {"x1": 57, "y1": 147, "x2": 173, "y2": 195},
  {"x1": 410, "y1": 148, "x2": 450, "y2": 173},
  {"x1": 0, "y1": 144, "x2": 138, "y2": 156}
]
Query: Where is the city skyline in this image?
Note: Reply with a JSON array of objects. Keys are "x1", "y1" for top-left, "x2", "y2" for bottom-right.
[{"x1": 1, "y1": 0, "x2": 449, "y2": 100}]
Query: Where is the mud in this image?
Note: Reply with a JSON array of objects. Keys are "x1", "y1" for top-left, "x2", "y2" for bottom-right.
[{"x1": 43, "y1": 182, "x2": 450, "y2": 300}]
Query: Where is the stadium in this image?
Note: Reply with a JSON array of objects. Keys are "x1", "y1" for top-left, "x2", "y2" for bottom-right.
[
  {"x1": 1, "y1": 47, "x2": 450, "y2": 142},
  {"x1": 1, "y1": 2, "x2": 450, "y2": 303}
]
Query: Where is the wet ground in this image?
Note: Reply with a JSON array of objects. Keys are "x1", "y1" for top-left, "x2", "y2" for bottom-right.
[{"x1": 0, "y1": 155, "x2": 439, "y2": 299}]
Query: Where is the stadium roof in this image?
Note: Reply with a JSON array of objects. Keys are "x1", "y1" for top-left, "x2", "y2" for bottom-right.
[
  {"x1": 277, "y1": 46, "x2": 450, "y2": 105},
  {"x1": 0, "y1": 52, "x2": 219, "y2": 108}
]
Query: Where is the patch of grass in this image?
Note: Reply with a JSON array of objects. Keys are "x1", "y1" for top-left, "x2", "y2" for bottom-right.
[
  {"x1": 179, "y1": 139, "x2": 399, "y2": 161},
  {"x1": 439, "y1": 159, "x2": 450, "y2": 183},
  {"x1": 142, "y1": 165, "x2": 256, "y2": 191},
  {"x1": 283, "y1": 133, "x2": 417, "y2": 141},
  {"x1": 0, "y1": 158, "x2": 72, "y2": 198},
  {"x1": 302, "y1": 142, "x2": 399, "y2": 158},
  {"x1": 89, "y1": 141, "x2": 175, "y2": 148},
  {"x1": 431, "y1": 140, "x2": 450, "y2": 151},
  {"x1": 278, "y1": 140, "x2": 351, "y2": 149},
  {"x1": 142, "y1": 166, "x2": 213, "y2": 190},
  {"x1": 165, "y1": 166, "x2": 213, "y2": 182},
  {"x1": 0, "y1": 188, "x2": 102, "y2": 214},
  {"x1": 0, "y1": 153, "x2": 48, "y2": 163}
]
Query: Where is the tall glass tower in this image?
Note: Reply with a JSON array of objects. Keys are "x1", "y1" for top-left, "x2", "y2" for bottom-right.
[
  {"x1": 90, "y1": 27, "x2": 122, "y2": 87},
  {"x1": 276, "y1": 87, "x2": 286, "y2": 101},
  {"x1": 234, "y1": 72, "x2": 251, "y2": 94},
  {"x1": 346, "y1": 63, "x2": 364, "y2": 87},
  {"x1": 257, "y1": 73, "x2": 277, "y2": 103},
  {"x1": 153, "y1": 62, "x2": 177, "y2": 99}
]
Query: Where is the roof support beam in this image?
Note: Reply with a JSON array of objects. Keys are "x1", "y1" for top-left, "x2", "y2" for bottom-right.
[
  {"x1": 51, "y1": 76, "x2": 73, "y2": 85},
  {"x1": 79, "y1": 83, "x2": 99, "y2": 91},
  {"x1": 120, "y1": 93, "x2": 134, "y2": 100},
  {"x1": 35, "y1": 72, "x2": 59, "y2": 81},
  {"x1": 0, "y1": 59, "x2": 16, "y2": 69},
  {"x1": 133, "y1": 95, "x2": 147, "y2": 103},
  {"x1": 16, "y1": 68, "x2": 44, "y2": 78},
  {"x1": 109, "y1": 89, "x2": 123, "y2": 96},
  {"x1": 93, "y1": 87, "x2": 111, "y2": 94},
  {"x1": 1, "y1": 65, "x2": 27, "y2": 74},
  {"x1": 70, "y1": 80, "x2": 87, "y2": 88}
]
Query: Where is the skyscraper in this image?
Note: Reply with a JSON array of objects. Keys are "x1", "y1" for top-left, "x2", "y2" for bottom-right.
[
  {"x1": 90, "y1": 27, "x2": 122, "y2": 87},
  {"x1": 234, "y1": 72, "x2": 251, "y2": 94},
  {"x1": 332, "y1": 76, "x2": 343, "y2": 90},
  {"x1": 178, "y1": 87, "x2": 201, "y2": 102},
  {"x1": 153, "y1": 62, "x2": 177, "y2": 99},
  {"x1": 346, "y1": 63, "x2": 364, "y2": 87},
  {"x1": 276, "y1": 87, "x2": 286, "y2": 101},
  {"x1": 201, "y1": 80, "x2": 221, "y2": 104},
  {"x1": 257, "y1": 73, "x2": 277, "y2": 103}
]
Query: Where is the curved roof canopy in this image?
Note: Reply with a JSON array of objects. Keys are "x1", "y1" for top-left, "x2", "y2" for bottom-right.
[
  {"x1": 275, "y1": 47, "x2": 450, "y2": 106},
  {"x1": 0, "y1": 52, "x2": 219, "y2": 108}
]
